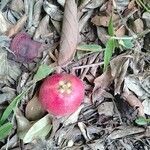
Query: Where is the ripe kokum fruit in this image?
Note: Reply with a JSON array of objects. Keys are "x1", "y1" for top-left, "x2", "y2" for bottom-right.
[{"x1": 39, "y1": 74, "x2": 84, "y2": 117}]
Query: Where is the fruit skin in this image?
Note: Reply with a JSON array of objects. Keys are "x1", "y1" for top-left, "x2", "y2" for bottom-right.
[
  {"x1": 10, "y1": 32, "x2": 41, "y2": 62},
  {"x1": 39, "y1": 74, "x2": 84, "y2": 117}
]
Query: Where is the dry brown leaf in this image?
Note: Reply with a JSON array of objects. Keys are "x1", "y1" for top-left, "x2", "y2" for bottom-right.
[
  {"x1": 110, "y1": 54, "x2": 131, "y2": 94},
  {"x1": 91, "y1": 14, "x2": 119, "y2": 27},
  {"x1": 115, "y1": 25, "x2": 126, "y2": 37},
  {"x1": 108, "y1": 126, "x2": 145, "y2": 140},
  {"x1": 93, "y1": 68, "x2": 113, "y2": 91},
  {"x1": 34, "y1": 15, "x2": 51, "y2": 41},
  {"x1": 6, "y1": 15, "x2": 27, "y2": 37},
  {"x1": 58, "y1": 0, "x2": 78, "y2": 66},
  {"x1": 92, "y1": 68, "x2": 114, "y2": 103},
  {"x1": 122, "y1": 87, "x2": 145, "y2": 117},
  {"x1": 133, "y1": 18, "x2": 144, "y2": 34},
  {"x1": 25, "y1": 94, "x2": 46, "y2": 121}
]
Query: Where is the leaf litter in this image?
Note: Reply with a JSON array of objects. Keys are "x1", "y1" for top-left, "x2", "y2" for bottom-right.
[{"x1": 0, "y1": 0, "x2": 150, "y2": 150}]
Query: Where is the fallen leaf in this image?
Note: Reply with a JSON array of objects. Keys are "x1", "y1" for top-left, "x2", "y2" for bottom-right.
[
  {"x1": 92, "y1": 68, "x2": 114, "y2": 103},
  {"x1": 43, "y1": 0, "x2": 63, "y2": 21},
  {"x1": 0, "y1": 11, "x2": 12, "y2": 34},
  {"x1": 10, "y1": 0, "x2": 24, "y2": 13},
  {"x1": 63, "y1": 104, "x2": 84, "y2": 126},
  {"x1": 133, "y1": 18, "x2": 144, "y2": 33},
  {"x1": 6, "y1": 15, "x2": 27, "y2": 37},
  {"x1": 98, "y1": 101, "x2": 114, "y2": 116},
  {"x1": 0, "y1": 48, "x2": 21, "y2": 85},
  {"x1": 107, "y1": 126, "x2": 145, "y2": 140},
  {"x1": 25, "y1": 94, "x2": 46, "y2": 121},
  {"x1": 23, "y1": 114, "x2": 52, "y2": 143},
  {"x1": 122, "y1": 87, "x2": 145, "y2": 117},
  {"x1": 58, "y1": 0, "x2": 78, "y2": 66},
  {"x1": 34, "y1": 15, "x2": 51, "y2": 41},
  {"x1": 110, "y1": 54, "x2": 131, "y2": 94},
  {"x1": 142, "y1": 99, "x2": 150, "y2": 115}
]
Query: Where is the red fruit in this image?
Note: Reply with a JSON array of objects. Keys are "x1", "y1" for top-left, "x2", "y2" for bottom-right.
[
  {"x1": 39, "y1": 74, "x2": 85, "y2": 117},
  {"x1": 10, "y1": 32, "x2": 41, "y2": 62}
]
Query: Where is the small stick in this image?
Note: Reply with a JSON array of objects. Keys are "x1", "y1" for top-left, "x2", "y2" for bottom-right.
[{"x1": 73, "y1": 62, "x2": 104, "y2": 70}]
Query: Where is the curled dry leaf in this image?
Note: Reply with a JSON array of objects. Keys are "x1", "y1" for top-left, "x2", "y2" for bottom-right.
[
  {"x1": 92, "y1": 68, "x2": 114, "y2": 103},
  {"x1": 108, "y1": 126, "x2": 145, "y2": 140},
  {"x1": 133, "y1": 18, "x2": 144, "y2": 34},
  {"x1": 10, "y1": 0, "x2": 24, "y2": 13},
  {"x1": 34, "y1": 15, "x2": 52, "y2": 42},
  {"x1": 58, "y1": 0, "x2": 78, "y2": 66},
  {"x1": 6, "y1": 15, "x2": 27, "y2": 37},
  {"x1": 25, "y1": 94, "x2": 46, "y2": 121},
  {"x1": 63, "y1": 104, "x2": 84, "y2": 126},
  {"x1": 23, "y1": 114, "x2": 52, "y2": 143},
  {"x1": 122, "y1": 87, "x2": 145, "y2": 117},
  {"x1": 98, "y1": 101, "x2": 114, "y2": 117},
  {"x1": 82, "y1": 0, "x2": 105, "y2": 9},
  {"x1": 43, "y1": 0, "x2": 63, "y2": 21},
  {"x1": 78, "y1": 122, "x2": 92, "y2": 141},
  {"x1": 0, "y1": 11, "x2": 12, "y2": 34},
  {"x1": 110, "y1": 54, "x2": 131, "y2": 95}
]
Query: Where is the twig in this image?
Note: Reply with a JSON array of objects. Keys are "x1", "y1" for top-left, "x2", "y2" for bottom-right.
[{"x1": 73, "y1": 62, "x2": 104, "y2": 70}]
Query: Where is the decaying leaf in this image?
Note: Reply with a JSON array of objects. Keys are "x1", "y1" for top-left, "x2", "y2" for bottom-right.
[
  {"x1": 107, "y1": 126, "x2": 145, "y2": 140},
  {"x1": 43, "y1": 0, "x2": 63, "y2": 21},
  {"x1": 98, "y1": 101, "x2": 114, "y2": 116},
  {"x1": 6, "y1": 14, "x2": 27, "y2": 37},
  {"x1": 58, "y1": 0, "x2": 78, "y2": 66},
  {"x1": 25, "y1": 94, "x2": 46, "y2": 121},
  {"x1": 0, "y1": 11, "x2": 12, "y2": 34},
  {"x1": 0, "y1": 48, "x2": 21, "y2": 84},
  {"x1": 82, "y1": 0, "x2": 105, "y2": 9},
  {"x1": 122, "y1": 87, "x2": 145, "y2": 117},
  {"x1": 10, "y1": 0, "x2": 24, "y2": 13},
  {"x1": 63, "y1": 104, "x2": 84, "y2": 126},
  {"x1": 34, "y1": 15, "x2": 52, "y2": 42},
  {"x1": 110, "y1": 54, "x2": 131, "y2": 94},
  {"x1": 92, "y1": 68, "x2": 114, "y2": 103},
  {"x1": 23, "y1": 114, "x2": 52, "y2": 143}
]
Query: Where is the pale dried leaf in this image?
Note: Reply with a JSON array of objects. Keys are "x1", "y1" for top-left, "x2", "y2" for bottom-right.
[
  {"x1": 6, "y1": 14, "x2": 27, "y2": 37},
  {"x1": 10, "y1": 0, "x2": 24, "y2": 13},
  {"x1": 58, "y1": 0, "x2": 78, "y2": 66},
  {"x1": 0, "y1": 11, "x2": 12, "y2": 34},
  {"x1": 108, "y1": 126, "x2": 145, "y2": 140},
  {"x1": 110, "y1": 55, "x2": 131, "y2": 94},
  {"x1": 122, "y1": 87, "x2": 145, "y2": 117},
  {"x1": 83, "y1": 0, "x2": 105, "y2": 9},
  {"x1": 23, "y1": 114, "x2": 52, "y2": 143},
  {"x1": 98, "y1": 102, "x2": 114, "y2": 116},
  {"x1": 43, "y1": 0, "x2": 63, "y2": 21},
  {"x1": 34, "y1": 15, "x2": 51, "y2": 41},
  {"x1": 78, "y1": 122, "x2": 92, "y2": 141},
  {"x1": 33, "y1": 0, "x2": 43, "y2": 27},
  {"x1": 57, "y1": 0, "x2": 65, "y2": 6},
  {"x1": 142, "y1": 99, "x2": 150, "y2": 115},
  {"x1": 0, "y1": 48, "x2": 21, "y2": 84},
  {"x1": 133, "y1": 18, "x2": 144, "y2": 33},
  {"x1": 63, "y1": 104, "x2": 84, "y2": 126}
]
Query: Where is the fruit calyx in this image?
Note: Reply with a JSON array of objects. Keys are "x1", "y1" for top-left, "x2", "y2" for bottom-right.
[{"x1": 58, "y1": 80, "x2": 72, "y2": 94}]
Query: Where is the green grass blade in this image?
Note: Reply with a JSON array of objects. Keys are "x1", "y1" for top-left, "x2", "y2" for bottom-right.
[
  {"x1": 108, "y1": 15, "x2": 114, "y2": 36},
  {"x1": 0, "y1": 122, "x2": 13, "y2": 140},
  {"x1": 103, "y1": 38, "x2": 116, "y2": 71}
]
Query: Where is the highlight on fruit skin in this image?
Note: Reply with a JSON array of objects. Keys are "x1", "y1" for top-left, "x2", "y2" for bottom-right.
[
  {"x1": 39, "y1": 73, "x2": 85, "y2": 117},
  {"x1": 10, "y1": 32, "x2": 41, "y2": 62}
]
